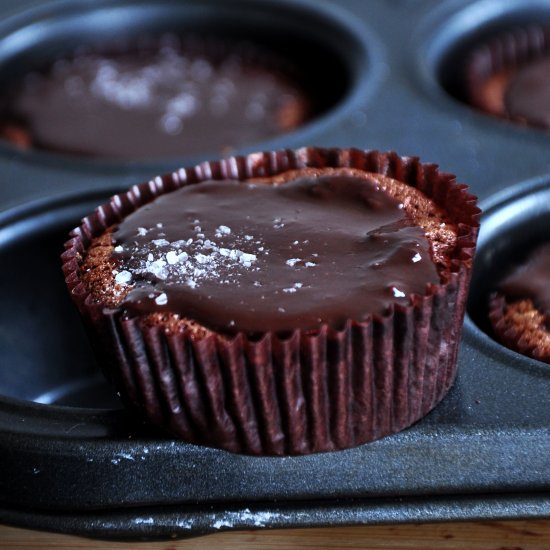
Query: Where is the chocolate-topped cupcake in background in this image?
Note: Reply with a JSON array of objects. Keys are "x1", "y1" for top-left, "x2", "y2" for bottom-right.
[
  {"x1": 465, "y1": 25, "x2": 550, "y2": 128},
  {"x1": 62, "y1": 147, "x2": 480, "y2": 456},
  {"x1": 0, "y1": 34, "x2": 310, "y2": 159},
  {"x1": 489, "y1": 243, "x2": 550, "y2": 363}
]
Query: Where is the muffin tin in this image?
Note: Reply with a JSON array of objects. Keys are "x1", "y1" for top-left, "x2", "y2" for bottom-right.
[{"x1": 0, "y1": 0, "x2": 549, "y2": 541}]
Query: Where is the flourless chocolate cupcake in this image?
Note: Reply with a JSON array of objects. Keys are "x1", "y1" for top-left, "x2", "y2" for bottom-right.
[
  {"x1": 62, "y1": 148, "x2": 480, "y2": 455},
  {"x1": 0, "y1": 35, "x2": 309, "y2": 159},
  {"x1": 465, "y1": 25, "x2": 550, "y2": 128},
  {"x1": 489, "y1": 243, "x2": 550, "y2": 363}
]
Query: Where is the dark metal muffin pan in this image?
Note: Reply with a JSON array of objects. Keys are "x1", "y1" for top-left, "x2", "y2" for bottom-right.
[{"x1": 1, "y1": 0, "x2": 549, "y2": 541}]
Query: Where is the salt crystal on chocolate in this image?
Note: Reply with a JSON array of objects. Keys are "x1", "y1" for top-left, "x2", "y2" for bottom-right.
[
  {"x1": 155, "y1": 292, "x2": 168, "y2": 305},
  {"x1": 115, "y1": 270, "x2": 132, "y2": 285}
]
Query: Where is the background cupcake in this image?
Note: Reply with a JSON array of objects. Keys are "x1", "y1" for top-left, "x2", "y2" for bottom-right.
[
  {"x1": 489, "y1": 242, "x2": 550, "y2": 363},
  {"x1": 465, "y1": 25, "x2": 550, "y2": 128},
  {"x1": 0, "y1": 34, "x2": 311, "y2": 159}
]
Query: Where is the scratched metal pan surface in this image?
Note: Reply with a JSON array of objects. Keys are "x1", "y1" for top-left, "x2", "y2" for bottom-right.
[{"x1": 0, "y1": 0, "x2": 549, "y2": 541}]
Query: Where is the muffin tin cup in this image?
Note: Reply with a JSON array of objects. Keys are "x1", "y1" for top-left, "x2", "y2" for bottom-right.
[
  {"x1": 2, "y1": 0, "x2": 550, "y2": 539},
  {"x1": 464, "y1": 24, "x2": 550, "y2": 123},
  {"x1": 61, "y1": 147, "x2": 480, "y2": 456},
  {"x1": 466, "y1": 177, "x2": 550, "y2": 373},
  {"x1": 0, "y1": 0, "x2": 373, "y2": 170}
]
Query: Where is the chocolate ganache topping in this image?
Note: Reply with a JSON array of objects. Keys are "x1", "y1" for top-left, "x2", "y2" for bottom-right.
[
  {"x1": 110, "y1": 174, "x2": 441, "y2": 334},
  {"x1": 498, "y1": 243, "x2": 550, "y2": 322},
  {"x1": 504, "y1": 57, "x2": 550, "y2": 127}
]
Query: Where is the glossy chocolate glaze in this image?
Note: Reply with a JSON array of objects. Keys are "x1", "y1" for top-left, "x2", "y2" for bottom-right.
[
  {"x1": 505, "y1": 57, "x2": 550, "y2": 127},
  {"x1": 1, "y1": 39, "x2": 308, "y2": 159},
  {"x1": 111, "y1": 175, "x2": 440, "y2": 334},
  {"x1": 499, "y1": 243, "x2": 550, "y2": 318}
]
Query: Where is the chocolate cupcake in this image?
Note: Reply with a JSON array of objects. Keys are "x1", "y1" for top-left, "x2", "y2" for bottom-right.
[
  {"x1": 465, "y1": 25, "x2": 550, "y2": 128},
  {"x1": 62, "y1": 148, "x2": 480, "y2": 455},
  {"x1": 0, "y1": 35, "x2": 310, "y2": 159},
  {"x1": 489, "y1": 242, "x2": 550, "y2": 363}
]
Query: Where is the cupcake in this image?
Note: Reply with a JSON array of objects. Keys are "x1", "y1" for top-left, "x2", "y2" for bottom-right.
[
  {"x1": 465, "y1": 25, "x2": 550, "y2": 128},
  {"x1": 0, "y1": 34, "x2": 310, "y2": 159},
  {"x1": 62, "y1": 148, "x2": 480, "y2": 455},
  {"x1": 489, "y1": 242, "x2": 550, "y2": 363}
]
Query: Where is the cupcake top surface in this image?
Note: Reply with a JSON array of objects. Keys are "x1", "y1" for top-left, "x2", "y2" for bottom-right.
[
  {"x1": 1, "y1": 37, "x2": 308, "y2": 159},
  {"x1": 82, "y1": 170, "x2": 457, "y2": 335}
]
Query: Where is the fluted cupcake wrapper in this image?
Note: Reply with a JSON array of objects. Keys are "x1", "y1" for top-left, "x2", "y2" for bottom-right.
[{"x1": 62, "y1": 147, "x2": 480, "y2": 455}]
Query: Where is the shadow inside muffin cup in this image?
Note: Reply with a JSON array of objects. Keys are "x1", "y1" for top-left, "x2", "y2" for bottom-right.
[
  {"x1": 0, "y1": 191, "x2": 122, "y2": 408},
  {"x1": 467, "y1": 178, "x2": 550, "y2": 365},
  {"x1": 0, "y1": 0, "x2": 369, "y2": 163}
]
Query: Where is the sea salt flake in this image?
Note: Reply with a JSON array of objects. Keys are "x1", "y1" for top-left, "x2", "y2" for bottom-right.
[
  {"x1": 392, "y1": 287, "x2": 406, "y2": 298},
  {"x1": 286, "y1": 258, "x2": 301, "y2": 267},
  {"x1": 137, "y1": 227, "x2": 148, "y2": 236},
  {"x1": 148, "y1": 259, "x2": 168, "y2": 280},
  {"x1": 219, "y1": 248, "x2": 231, "y2": 256},
  {"x1": 305, "y1": 262, "x2": 317, "y2": 268},
  {"x1": 114, "y1": 245, "x2": 124, "y2": 253},
  {"x1": 155, "y1": 292, "x2": 168, "y2": 305},
  {"x1": 217, "y1": 225, "x2": 231, "y2": 235},
  {"x1": 412, "y1": 252, "x2": 422, "y2": 263},
  {"x1": 244, "y1": 235, "x2": 253, "y2": 241},
  {"x1": 186, "y1": 279, "x2": 197, "y2": 289},
  {"x1": 283, "y1": 281, "x2": 303, "y2": 293},
  {"x1": 166, "y1": 250, "x2": 180, "y2": 264},
  {"x1": 115, "y1": 270, "x2": 132, "y2": 284},
  {"x1": 195, "y1": 253, "x2": 211, "y2": 264},
  {"x1": 239, "y1": 253, "x2": 257, "y2": 265},
  {"x1": 153, "y1": 238, "x2": 170, "y2": 247}
]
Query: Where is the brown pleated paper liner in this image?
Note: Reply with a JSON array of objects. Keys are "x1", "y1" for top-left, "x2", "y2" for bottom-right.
[
  {"x1": 62, "y1": 147, "x2": 480, "y2": 456},
  {"x1": 465, "y1": 24, "x2": 550, "y2": 123}
]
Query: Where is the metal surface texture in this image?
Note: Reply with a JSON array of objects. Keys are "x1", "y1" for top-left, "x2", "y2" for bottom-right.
[{"x1": 0, "y1": 0, "x2": 549, "y2": 540}]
